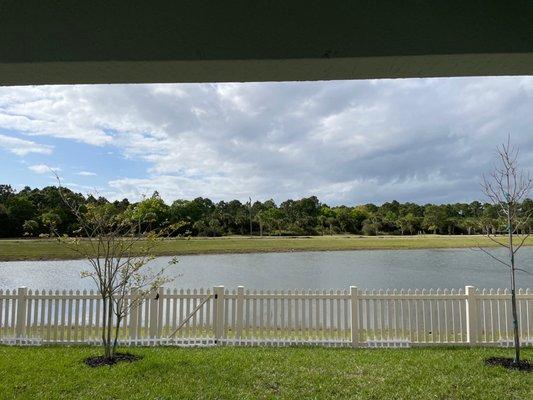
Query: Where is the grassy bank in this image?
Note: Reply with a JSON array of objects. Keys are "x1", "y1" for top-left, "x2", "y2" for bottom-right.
[
  {"x1": 1, "y1": 235, "x2": 532, "y2": 261},
  {"x1": 0, "y1": 346, "x2": 531, "y2": 399}
]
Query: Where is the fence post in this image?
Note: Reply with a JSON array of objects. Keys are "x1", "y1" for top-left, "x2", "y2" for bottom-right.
[
  {"x1": 129, "y1": 289, "x2": 139, "y2": 340},
  {"x1": 149, "y1": 288, "x2": 159, "y2": 339},
  {"x1": 236, "y1": 286, "x2": 244, "y2": 341},
  {"x1": 15, "y1": 286, "x2": 28, "y2": 339},
  {"x1": 213, "y1": 286, "x2": 225, "y2": 344},
  {"x1": 465, "y1": 285, "x2": 478, "y2": 345},
  {"x1": 350, "y1": 286, "x2": 359, "y2": 347}
]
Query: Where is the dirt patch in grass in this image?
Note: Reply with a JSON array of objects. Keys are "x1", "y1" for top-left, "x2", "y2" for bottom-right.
[
  {"x1": 484, "y1": 357, "x2": 533, "y2": 372},
  {"x1": 84, "y1": 353, "x2": 142, "y2": 368}
]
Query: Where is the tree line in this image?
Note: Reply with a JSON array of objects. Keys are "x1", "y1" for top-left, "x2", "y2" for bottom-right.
[{"x1": 1, "y1": 184, "x2": 532, "y2": 238}]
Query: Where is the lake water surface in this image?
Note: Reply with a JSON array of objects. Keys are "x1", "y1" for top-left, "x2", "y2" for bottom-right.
[{"x1": 1, "y1": 248, "x2": 533, "y2": 290}]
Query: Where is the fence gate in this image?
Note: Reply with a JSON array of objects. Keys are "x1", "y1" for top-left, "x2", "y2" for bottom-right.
[{"x1": 168, "y1": 291, "x2": 213, "y2": 341}]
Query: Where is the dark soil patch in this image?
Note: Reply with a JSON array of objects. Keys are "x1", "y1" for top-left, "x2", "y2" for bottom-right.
[
  {"x1": 485, "y1": 357, "x2": 533, "y2": 372},
  {"x1": 84, "y1": 353, "x2": 142, "y2": 368}
]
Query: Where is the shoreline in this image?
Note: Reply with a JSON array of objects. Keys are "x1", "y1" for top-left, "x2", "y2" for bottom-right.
[{"x1": 1, "y1": 235, "x2": 531, "y2": 262}]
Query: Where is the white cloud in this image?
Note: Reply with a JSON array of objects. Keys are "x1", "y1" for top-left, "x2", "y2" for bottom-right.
[
  {"x1": 0, "y1": 87, "x2": 112, "y2": 146},
  {"x1": 0, "y1": 133, "x2": 53, "y2": 156},
  {"x1": 2, "y1": 77, "x2": 533, "y2": 204},
  {"x1": 28, "y1": 164, "x2": 60, "y2": 174},
  {"x1": 76, "y1": 171, "x2": 97, "y2": 176},
  {"x1": 107, "y1": 174, "x2": 261, "y2": 203}
]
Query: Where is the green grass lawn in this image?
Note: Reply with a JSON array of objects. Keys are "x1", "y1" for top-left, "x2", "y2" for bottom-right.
[
  {"x1": 0, "y1": 346, "x2": 531, "y2": 399},
  {"x1": 2, "y1": 234, "x2": 532, "y2": 261}
]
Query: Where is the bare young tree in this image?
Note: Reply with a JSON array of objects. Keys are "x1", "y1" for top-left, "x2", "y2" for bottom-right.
[
  {"x1": 54, "y1": 179, "x2": 180, "y2": 360},
  {"x1": 480, "y1": 136, "x2": 532, "y2": 365}
]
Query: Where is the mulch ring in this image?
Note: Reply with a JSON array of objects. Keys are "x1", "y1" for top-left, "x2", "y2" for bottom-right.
[
  {"x1": 484, "y1": 357, "x2": 533, "y2": 372},
  {"x1": 84, "y1": 353, "x2": 142, "y2": 368}
]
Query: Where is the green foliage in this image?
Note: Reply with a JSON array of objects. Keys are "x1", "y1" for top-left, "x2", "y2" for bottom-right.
[
  {"x1": 22, "y1": 219, "x2": 39, "y2": 236},
  {"x1": 0, "y1": 184, "x2": 529, "y2": 238},
  {"x1": 40, "y1": 211, "x2": 62, "y2": 232}
]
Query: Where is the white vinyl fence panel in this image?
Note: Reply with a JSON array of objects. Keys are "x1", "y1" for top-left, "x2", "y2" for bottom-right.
[{"x1": 1, "y1": 285, "x2": 532, "y2": 348}]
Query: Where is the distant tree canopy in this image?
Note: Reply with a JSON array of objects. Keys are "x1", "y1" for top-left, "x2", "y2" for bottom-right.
[{"x1": 0, "y1": 184, "x2": 532, "y2": 238}]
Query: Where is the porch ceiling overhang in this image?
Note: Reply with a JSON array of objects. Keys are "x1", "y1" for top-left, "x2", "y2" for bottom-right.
[{"x1": 1, "y1": 1, "x2": 532, "y2": 86}]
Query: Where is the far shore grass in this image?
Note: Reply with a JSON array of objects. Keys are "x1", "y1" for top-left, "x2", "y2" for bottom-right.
[{"x1": 1, "y1": 234, "x2": 532, "y2": 261}]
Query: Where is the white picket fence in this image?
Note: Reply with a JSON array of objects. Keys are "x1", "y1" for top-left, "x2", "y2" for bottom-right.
[{"x1": 0, "y1": 285, "x2": 532, "y2": 348}]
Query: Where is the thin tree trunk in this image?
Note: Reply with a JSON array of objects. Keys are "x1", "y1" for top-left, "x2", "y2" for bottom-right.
[
  {"x1": 101, "y1": 296, "x2": 110, "y2": 358},
  {"x1": 508, "y1": 210, "x2": 520, "y2": 364},
  {"x1": 112, "y1": 311, "x2": 122, "y2": 356},
  {"x1": 102, "y1": 297, "x2": 107, "y2": 350},
  {"x1": 107, "y1": 294, "x2": 114, "y2": 358}
]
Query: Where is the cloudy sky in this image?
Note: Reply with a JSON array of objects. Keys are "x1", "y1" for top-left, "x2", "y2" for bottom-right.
[{"x1": 0, "y1": 76, "x2": 532, "y2": 205}]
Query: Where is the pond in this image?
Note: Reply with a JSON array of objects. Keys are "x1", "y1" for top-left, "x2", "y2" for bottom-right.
[{"x1": 2, "y1": 247, "x2": 533, "y2": 291}]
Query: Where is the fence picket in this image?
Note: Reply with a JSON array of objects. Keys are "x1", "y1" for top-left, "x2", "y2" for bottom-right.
[
  {"x1": 525, "y1": 288, "x2": 533, "y2": 338},
  {"x1": 244, "y1": 289, "x2": 250, "y2": 340}
]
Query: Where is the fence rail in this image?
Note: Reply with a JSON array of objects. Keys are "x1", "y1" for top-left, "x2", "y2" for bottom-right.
[{"x1": 1, "y1": 285, "x2": 532, "y2": 348}]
